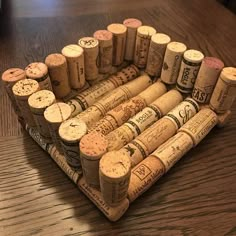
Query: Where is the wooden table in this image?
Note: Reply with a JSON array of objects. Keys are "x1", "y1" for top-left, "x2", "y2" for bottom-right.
[{"x1": 0, "y1": 0, "x2": 236, "y2": 235}]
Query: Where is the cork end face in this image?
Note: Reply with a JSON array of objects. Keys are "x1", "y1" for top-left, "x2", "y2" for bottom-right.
[
  {"x1": 221, "y1": 67, "x2": 236, "y2": 83},
  {"x1": 25, "y1": 62, "x2": 48, "y2": 78},
  {"x1": 137, "y1": 25, "x2": 156, "y2": 36},
  {"x1": 2, "y1": 68, "x2": 26, "y2": 82},
  {"x1": 93, "y1": 30, "x2": 113, "y2": 41},
  {"x1": 107, "y1": 23, "x2": 127, "y2": 34},
  {"x1": 78, "y1": 37, "x2": 99, "y2": 48},
  {"x1": 203, "y1": 57, "x2": 224, "y2": 70},
  {"x1": 45, "y1": 53, "x2": 67, "y2": 67},
  {"x1": 12, "y1": 79, "x2": 39, "y2": 97},
  {"x1": 61, "y1": 44, "x2": 84, "y2": 58},
  {"x1": 184, "y1": 49, "x2": 204, "y2": 63},
  {"x1": 167, "y1": 41, "x2": 187, "y2": 53},
  {"x1": 123, "y1": 18, "x2": 142, "y2": 28},
  {"x1": 151, "y1": 33, "x2": 171, "y2": 44}
]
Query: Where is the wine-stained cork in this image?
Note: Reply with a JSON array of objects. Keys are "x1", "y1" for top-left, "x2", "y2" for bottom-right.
[
  {"x1": 123, "y1": 18, "x2": 142, "y2": 61},
  {"x1": 176, "y1": 49, "x2": 204, "y2": 93},
  {"x1": 67, "y1": 64, "x2": 140, "y2": 116},
  {"x1": 28, "y1": 90, "x2": 56, "y2": 140},
  {"x1": 107, "y1": 23, "x2": 127, "y2": 66},
  {"x1": 209, "y1": 67, "x2": 236, "y2": 113},
  {"x1": 61, "y1": 44, "x2": 85, "y2": 89},
  {"x1": 25, "y1": 62, "x2": 53, "y2": 91},
  {"x1": 217, "y1": 110, "x2": 232, "y2": 128},
  {"x1": 133, "y1": 26, "x2": 156, "y2": 68},
  {"x1": 161, "y1": 42, "x2": 187, "y2": 84},
  {"x1": 99, "y1": 150, "x2": 131, "y2": 206},
  {"x1": 78, "y1": 177, "x2": 129, "y2": 222},
  {"x1": 152, "y1": 132, "x2": 193, "y2": 172},
  {"x1": 78, "y1": 37, "x2": 99, "y2": 81},
  {"x1": 12, "y1": 79, "x2": 40, "y2": 126},
  {"x1": 127, "y1": 155, "x2": 165, "y2": 202},
  {"x1": 44, "y1": 102, "x2": 72, "y2": 152},
  {"x1": 192, "y1": 57, "x2": 224, "y2": 103},
  {"x1": 2, "y1": 68, "x2": 26, "y2": 116},
  {"x1": 93, "y1": 30, "x2": 113, "y2": 74},
  {"x1": 146, "y1": 33, "x2": 171, "y2": 77},
  {"x1": 80, "y1": 131, "x2": 108, "y2": 187},
  {"x1": 45, "y1": 53, "x2": 71, "y2": 98},
  {"x1": 59, "y1": 118, "x2": 87, "y2": 169},
  {"x1": 179, "y1": 108, "x2": 218, "y2": 146}
]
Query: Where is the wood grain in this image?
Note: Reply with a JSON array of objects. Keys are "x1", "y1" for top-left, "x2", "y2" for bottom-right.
[{"x1": 0, "y1": 0, "x2": 236, "y2": 235}]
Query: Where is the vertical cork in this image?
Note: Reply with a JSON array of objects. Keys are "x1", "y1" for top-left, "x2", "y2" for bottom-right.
[
  {"x1": 80, "y1": 131, "x2": 108, "y2": 187},
  {"x1": 145, "y1": 33, "x2": 171, "y2": 77},
  {"x1": 59, "y1": 117, "x2": 87, "y2": 169},
  {"x1": 209, "y1": 67, "x2": 236, "y2": 113},
  {"x1": 133, "y1": 26, "x2": 156, "y2": 68},
  {"x1": 123, "y1": 18, "x2": 142, "y2": 61},
  {"x1": 45, "y1": 53, "x2": 71, "y2": 98},
  {"x1": 61, "y1": 44, "x2": 85, "y2": 89},
  {"x1": 2, "y1": 68, "x2": 26, "y2": 116},
  {"x1": 176, "y1": 49, "x2": 204, "y2": 93},
  {"x1": 192, "y1": 57, "x2": 224, "y2": 103},
  {"x1": 161, "y1": 42, "x2": 187, "y2": 84},
  {"x1": 28, "y1": 90, "x2": 56, "y2": 141},
  {"x1": 12, "y1": 79, "x2": 40, "y2": 127},
  {"x1": 93, "y1": 30, "x2": 113, "y2": 74},
  {"x1": 25, "y1": 62, "x2": 53, "y2": 91},
  {"x1": 78, "y1": 37, "x2": 99, "y2": 81},
  {"x1": 107, "y1": 23, "x2": 127, "y2": 66},
  {"x1": 99, "y1": 150, "x2": 131, "y2": 206}
]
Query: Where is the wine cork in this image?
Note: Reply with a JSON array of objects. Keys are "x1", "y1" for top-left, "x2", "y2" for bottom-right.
[
  {"x1": 107, "y1": 23, "x2": 127, "y2": 66},
  {"x1": 99, "y1": 150, "x2": 131, "y2": 206},
  {"x1": 61, "y1": 44, "x2": 85, "y2": 89},
  {"x1": 176, "y1": 49, "x2": 204, "y2": 93},
  {"x1": 44, "y1": 102, "x2": 72, "y2": 152},
  {"x1": 146, "y1": 33, "x2": 171, "y2": 77},
  {"x1": 78, "y1": 177, "x2": 129, "y2": 222},
  {"x1": 152, "y1": 132, "x2": 193, "y2": 172},
  {"x1": 45, "y1": 53, "x2": 71, "y2": 98},
  {"x1": 28, "y1": 90, "x2": 56, "y2": 141},
  {"x1": 78, "y1": 37, "x2": 99, "y2": 81},
  {"x1": 93, "y1": 30, "x2": 113, "y2": 74},
  {"x1": 59, "y1": 118, "x2": 87, "y2": 169},
  {"x1": 209, "y1": 67, "x2": 236, "y2": 113},
  {"x1": 80, "y1": 131, "x2": 108, "y2": 187},
  {"x1": 25, "y1": 62, "x2": 53, "y2": 91},
  {"x1": 67, "y1": 64, "x2": 140, "y2": 116},
  {"x1": 179, "y1": 108, "x2": 218, "y2": 146},
  {"x1": 12, "y1": 79, "x2": 40, "y2": 127},
  {"x1": 133, "y1": 26, "x2": 156, "y2": 68},
  {"x1": 127, "y1": 155, "x2": 165, "y2": 202},
  {"x1": 123, "y1": 18, "x2": 142, "y2": 61},
  {"x1": 1, "y1": 68, "x2": 26, "y2": 116},
  {"x1": 217, "y1": 110, "x2": 232, "y2": 128},
  {"x1": 161, "y1": 42, "x2": 187, "y2": 84},
  {"x1": 192, "y1": 57, "x2": 224, "y2": 103}
]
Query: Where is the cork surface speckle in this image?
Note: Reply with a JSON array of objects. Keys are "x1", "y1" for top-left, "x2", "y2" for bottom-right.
[
  {"x1": 28, "y1": 90, "x2": 55, "y2": 109},
  {"x1": 45, "y1": 53, "x2": 67, "y2": 67},
  {"x1": 25, "y1": 62, "x2": 48, "y2": 78},
  {"x1": 12, "y1": 79, "x2": 39, "y2": 96},
  {"x1": 123, "y1": 18, "x2": 142, "y2": 28},
  {"x1": 93, "y1": 30, "x2": 113, "y2": 41},
  {"x1": 2, "y1": 68, "x2": 26, "y2": 82}
]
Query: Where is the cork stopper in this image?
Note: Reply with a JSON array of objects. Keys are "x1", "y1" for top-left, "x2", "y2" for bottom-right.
[
  {"x1": 78, "y1": 37, "x2": 99, "y2": 48},
  {"x1": 59, "y1": 117, "x2": 87, "y2": 142},
  {"x1": 151, "y1": 33, "x2": 171, "y2": 44},
  {"x1": 12, "y1": 79, "x2": 39, "y2": 98},
  {"x1": 123, "y1": 18, "x2": 142, "y2": 28},
  {"x1": 203, "y1": 57, "x2": 224, "y2": 70},
  {"x1": 93, "y1": 30, "x2": 113, "y2": 41},
  {"x1": 167, "y1": 42, "x2": 187, "y2": 53},
  {"x1": 44, "y1": 102, "x2": 71, "y2": 124},
  {"x1": 2, "y1": 68, "x2": 26, "y2": 83},
  {"x1": 107, "y1": 23, "x2": 127, "y2": 35},
  {"x1": 184, "y1": 49, "x2": 204, "y2": 63},
  {"x1": 25, "y1": 62, "x2": 48, "y2": 79},
  {"x1": 220, "y1": 67, "x2": 236, "y2": 84},
  {"x1": 61, "y1": 44, "x2": 84, "y2": 58},
  {"x1": 45, "y1": 53, "x2": 67, "y2": 67},
  {"x1": 137, "y1": 25, "x2": 156, "y2": 37}
]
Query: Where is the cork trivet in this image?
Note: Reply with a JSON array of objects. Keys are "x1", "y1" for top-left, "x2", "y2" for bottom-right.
[
  {"x1": 209, "y1": 67, "x2": 236, "y2": 113},
  {"x1": 123, "y1": 18, "x2": 142, "y2": 61},
  {"x1": 176, "y1": 49, "x2": 204, "y2": 93},
  {"x1": 146, "y1": 33, "x2": 171, "y2": 77},
  {"x1": 59, "y1": 117, "x2": 87, "y2": 169},
  {"x1": 78, "y1": 177, "x2": 129, "y2": 222},
  {"x1": 217, "y1": 110, "x2": 232, "y2": 128},
  {"x1": 12, "y1": 79, "x2": 40, "y2": 127},
  {"x1": 61, "y1": 44, "x2": 85, "y2": 89},
  {"x1": 99, "y1": 150, "x2": 131, "y2": 206},
  {"x1": 80, "y1": 131, "x2": 108, "y2": 187},
  {"x1": 127, "y1": 155, "x2": 165, "y2": 202},
  {"x1": 133, "y1": 26, "x2": 156, "y2": 68},
  {"x1": 179, "y1": 108, "x2": 218, "y2": 146},
  {"x1": 152, "y1": 132, "x2": 193, "y2": 172},
  {"x1": 2, "y1": 68, "x2": 26, "y2": 116},
  {"x1": 45, "y1": 53, "x2": 71, "y2": 98},
  {"x1": 78, "y1": 37, "x2": 99, "y2": 81},
  {"x1": 44, "y1": 102, "x2": 72, "y2": 152},
  {"x1": 107, "y1": 23, "x2": 127, "y2": 66},
  {"x1": 192, "y1": 57, "x2": 224, "y2": 103},
  {"x1": 25, "y1": 62, "x2": 53, "y2": 91},
  {"x1": 28, "y1": 90, "x2": 56, "y2": 140},
  {"x1": 93, "y1": 30, "x2": 113, "y2": 74},
  {"x1": 161, "y1": 42, "x2": 187, "y2": 84}
]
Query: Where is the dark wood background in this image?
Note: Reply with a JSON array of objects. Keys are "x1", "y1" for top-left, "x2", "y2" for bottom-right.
[{"x1": 0, "y1": 0, "x2": 236, "y2": 235}]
